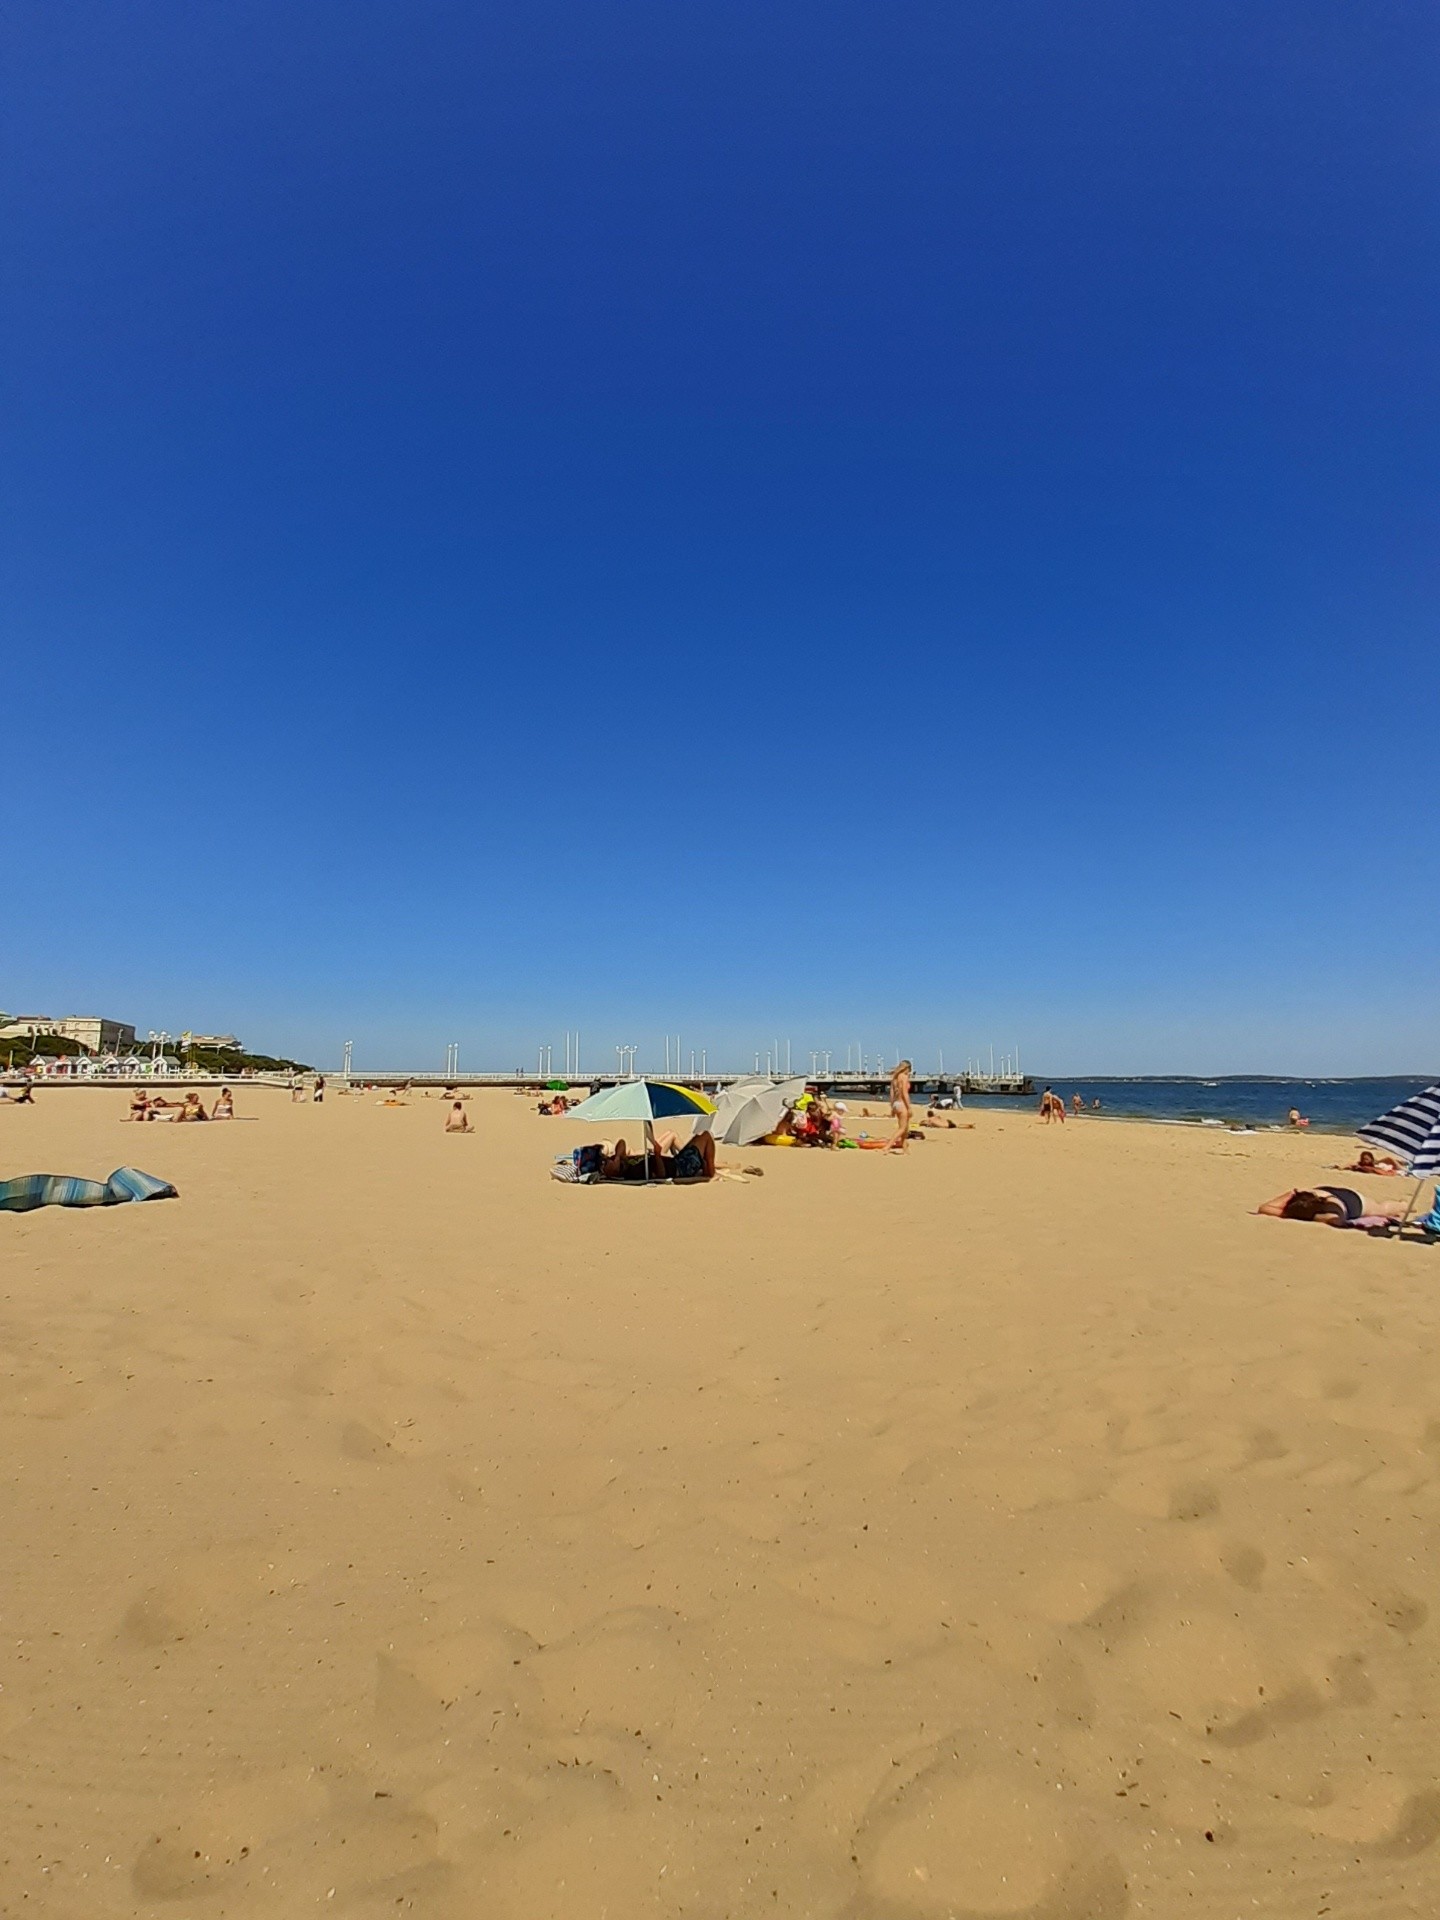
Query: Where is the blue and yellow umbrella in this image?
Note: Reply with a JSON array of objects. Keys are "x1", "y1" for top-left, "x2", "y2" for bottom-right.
[{"x1": 564, "y1": 1078, "x2": 716, "y2": 1180}]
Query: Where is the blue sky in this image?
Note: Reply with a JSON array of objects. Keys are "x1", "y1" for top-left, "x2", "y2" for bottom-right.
[{"x1": 5, "y1": 1, "x2": 1436, "y2": 1074}]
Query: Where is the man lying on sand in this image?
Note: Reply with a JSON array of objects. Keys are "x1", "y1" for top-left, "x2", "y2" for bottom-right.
[{"x1": 1257, "y1": 1185, "x2": 1404, "y2": 1229}]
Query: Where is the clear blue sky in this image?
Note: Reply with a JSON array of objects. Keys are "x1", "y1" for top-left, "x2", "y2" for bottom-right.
[{"x1": 5, "y1": 2, "x2": 1436, "y2": 1074}]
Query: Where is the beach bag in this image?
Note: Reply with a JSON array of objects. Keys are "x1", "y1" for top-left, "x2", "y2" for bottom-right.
[{"x1": 575, "y1": 1144, "x2": 605, "y2": 1177}]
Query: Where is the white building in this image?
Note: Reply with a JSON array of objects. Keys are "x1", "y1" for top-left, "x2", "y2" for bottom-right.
[{"x1": 0, "y1": 1014, "x2": 138, "y2": 1054}]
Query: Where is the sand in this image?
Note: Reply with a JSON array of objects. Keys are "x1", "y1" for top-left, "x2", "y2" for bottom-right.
[{"x1": 2, "y1": 1086, "x2": 1439, "y2": 1918}]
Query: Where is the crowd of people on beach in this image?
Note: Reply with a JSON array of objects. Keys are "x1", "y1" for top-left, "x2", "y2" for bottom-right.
[{"x1": 10, "y1": 1061, "x2": 1431, "y2": 1233}]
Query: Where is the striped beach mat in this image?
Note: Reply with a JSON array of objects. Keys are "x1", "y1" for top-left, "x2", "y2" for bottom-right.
[
  {"x1": 0, "y1": 1167, "x2": 177, "y2": 1213},
  {"x1": 1358, "y1": 1085, "x2": 1440, "y2": 1176}
]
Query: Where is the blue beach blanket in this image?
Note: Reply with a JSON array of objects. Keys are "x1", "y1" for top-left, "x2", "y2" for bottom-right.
[{"x1": 0, "y1": 1167, "x2": 177, "y2": 1213}]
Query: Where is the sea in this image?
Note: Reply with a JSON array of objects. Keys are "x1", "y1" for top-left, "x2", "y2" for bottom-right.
[{"x1": 960, "y1": 1077, "x2": 1432, "y2": 1136}]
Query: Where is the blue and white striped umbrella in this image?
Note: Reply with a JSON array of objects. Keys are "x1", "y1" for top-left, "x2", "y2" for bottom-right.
[{"x1": 1358, "y1": 1085, "x2": 1440, "y2": 1177}]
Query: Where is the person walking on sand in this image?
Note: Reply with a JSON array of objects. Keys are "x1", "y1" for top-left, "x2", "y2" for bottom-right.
[{"x1": 889, "y1": 1059, "x2": 913, "y2": 1152}]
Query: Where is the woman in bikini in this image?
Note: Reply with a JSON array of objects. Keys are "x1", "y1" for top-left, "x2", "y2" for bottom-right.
[
  {"x1": 1257, "y1": 1186, "x2": 1404, "y2": 1228},
  {"x1": 1340, "y1": 1149, "x2": 1401, "y2": 1175},
  {"x1": 889, "y1": 1060, "x2": 913, "y2": 1153}
]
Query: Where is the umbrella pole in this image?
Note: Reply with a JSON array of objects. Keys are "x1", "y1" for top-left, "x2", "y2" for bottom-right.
[
  {"x1": 1400, "y1": 1175, "x2": 1429, "y2": 1228},
  {"x1": 645, "y1": 1118, "x2": 653, "y2": 1185}
]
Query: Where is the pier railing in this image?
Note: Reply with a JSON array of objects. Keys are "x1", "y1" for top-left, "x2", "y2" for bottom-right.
[{"x1": 3, "y1": 1066, "x2": 1034, "y2": 1097}]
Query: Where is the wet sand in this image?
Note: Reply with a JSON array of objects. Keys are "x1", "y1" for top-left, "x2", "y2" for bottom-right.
[{"x1": 3, "y1": 1086, "x2": 1438, "y2": 1918}]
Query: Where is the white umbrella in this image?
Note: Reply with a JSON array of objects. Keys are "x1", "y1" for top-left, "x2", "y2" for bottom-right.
[{"x1": 698, "y1": 1075, "x2": 806, "y2": 1147}]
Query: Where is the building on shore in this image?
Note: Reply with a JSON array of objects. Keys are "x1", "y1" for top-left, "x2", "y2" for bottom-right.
[
  {"x1": 182, "y1": 1033, "x2": 242, "y2": 1052},
  {"x1": 0, "y1": 1014, "x2": 138, "y2": 1054}
]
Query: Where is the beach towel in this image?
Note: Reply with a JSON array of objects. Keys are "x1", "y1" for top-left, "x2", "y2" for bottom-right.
[
  {"x1": 0, "y1": 1167, "x2": 177, "y2": 1213},
  {"x1": 550, "y1": 1159, "x2": 596, "y2": 1184}
]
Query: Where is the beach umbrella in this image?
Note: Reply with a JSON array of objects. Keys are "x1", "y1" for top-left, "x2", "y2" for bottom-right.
[
  {"x1": 701, "y1": 1075, "x2": 806, "y2": 1147},
  {"x1": 1358, "y1": 1085, "x2": 1440, "y2": 1225},
  {"x1": 564, "y1": 1078, "x2": 717, "y2": 1181}
]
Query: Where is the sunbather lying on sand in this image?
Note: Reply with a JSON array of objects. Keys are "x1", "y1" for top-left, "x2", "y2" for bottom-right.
[
  {"x1": 601, "y1": 1131, "x2": 716, "y2": 1182},
  {"x1": 1340, "y1": 1149, "x2": 1401, "y2": 1175},
  {"x1": 1257, "y1": 1186, "x2": 1404, "y2": 1228}
]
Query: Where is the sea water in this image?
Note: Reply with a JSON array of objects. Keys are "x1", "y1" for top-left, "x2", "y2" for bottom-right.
[{"x1": 961, "y1": 1076, "x2": 1433, "y2": 1135}]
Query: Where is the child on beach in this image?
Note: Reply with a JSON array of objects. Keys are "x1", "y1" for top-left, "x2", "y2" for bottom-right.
[{"x1": 445, "y1": 1101, "x2": 472, "y2": 1133}]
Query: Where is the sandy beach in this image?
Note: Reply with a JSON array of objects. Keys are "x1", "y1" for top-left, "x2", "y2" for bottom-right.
[{"x1": 3, "y1": 1087, "x2": 1439, "y2": 1918}]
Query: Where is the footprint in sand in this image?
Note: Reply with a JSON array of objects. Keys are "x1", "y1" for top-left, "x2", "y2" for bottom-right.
[
  {"x1": 1373, "y1": 1586, "x2": 1430, "y2": 1636},
  {"x1": 118, "y1": 1584, "x2": 200, "y2": 1649},
  {"x1": 1304, "y1": 1776, "x2": 1440, "y2": 1855},
  {"x1": 1115, "y1": 1611, "x2": 1322, "y2": 1746},
  {"x1": 340, "y1": 1414, "x2": 428, "y2": 1463},
  {"x1": 131, "y1": 1766, "x2": 328, "y2": 1898},
  {"x1": 1027, "y1": 1560, "x2": 1137, "y2": 1629},
  {"x1": 1240, "y1": 1425, "x2": 1289, "y2": 1467},
  {"x1": 856, "y1": 1758, "x2": 1129, "y2": 1918},
  {"x1": 375, "y1": 1622, "x2": 537, "y2": 1746},
  {"x1": 535, "y1": 1605, "x2": 700, "y2": 1740},
  {"x1": 1305, "y1": 1554, "x2": 1431, "y2": 1640},
  {"x1": 1180, "y1": 1532, "x2": 1266, "y2": 1591},
  {"x1": 1215, "y1": 1538, "x2": 1266, "y2": 1590},
  {"x1": 1107, "y1": 1469, "x2": 1218, "y2": 1523}
]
